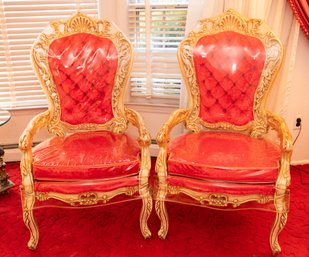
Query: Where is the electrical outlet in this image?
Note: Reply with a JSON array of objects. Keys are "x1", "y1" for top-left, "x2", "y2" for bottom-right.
[{"x1": 293, "y1": 115, "x2": 303, "y2": 130}]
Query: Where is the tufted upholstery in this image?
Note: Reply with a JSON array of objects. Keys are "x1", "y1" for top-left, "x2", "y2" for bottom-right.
[
  {"x1": 33, "y1": 131, "x2": 140, "y2": 181},
  {"x1": 168, "y1": 132, "x2": 281, "y2": 183},
  {"x1": 193, "y1": 31, "x2": 266, "y2": 126},
  {"x1": 48, "y1": 33, "x2": 118, "y2": 125}
]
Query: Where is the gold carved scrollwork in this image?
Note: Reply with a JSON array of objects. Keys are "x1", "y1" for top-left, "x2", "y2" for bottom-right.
[
  {"x1": 35, "y1": 186, "x2": 139, "y2": 207},
  {"x1": 208, "y1": 194, "x2": 228, "y2": 207},
  {"x1": 177, "y1": 9, "x2": 283, "y2": 135},
  {"x1": 36, "y1": 192, "x2": 50, "y2": 201},
  {"x1": 167, "y1": 185, "x2": 274, "y2": 208},
  {"x1": 31, "y1": 12, "x2": 132, "y2": 136},
  {"x1": 72, "y1": 192, "x2": 98, "y2": 206},
  {"x1": 51, "y1": 12, "x2": 111, "y2": 38},
  {"x1": 125, "y1": 186, "x2": 139, "y2": 197}
]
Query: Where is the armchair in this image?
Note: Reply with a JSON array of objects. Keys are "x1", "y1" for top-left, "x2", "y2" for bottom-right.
[
  {"x1": 19, "y1": 12, "x2": 152, "y2": 250},
  {"x1": 155, "y1": 9, "x2": 292, "y2": 255}
]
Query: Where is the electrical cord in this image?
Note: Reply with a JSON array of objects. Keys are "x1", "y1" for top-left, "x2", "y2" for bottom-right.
[
  {"x1": 292, "y1": 123, "x2": 302, "y2": 145},
  {"x1": 290, "y1": 123, "x2": 308, "y2": 184}
]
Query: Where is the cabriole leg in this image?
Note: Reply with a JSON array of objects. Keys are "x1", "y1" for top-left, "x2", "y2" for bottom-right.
[
  {"x1": 140, "y1": 194, "x2": 152, "y2": 239},
  {"x1": 270, "y1": 211, "x2": 287, "y2": 255},
  {"x1": 155, "y1": 149, "x2": 169, "y2": 239},
  {"x1": 21, "y1": 186, "x2": 39, "y2": 250},
  {"x1": 155, "y1": 199, "x2": 168, "y2": 239},
  {"x1": 269, "y1": 188, "x2": 289, "y2": 255}
]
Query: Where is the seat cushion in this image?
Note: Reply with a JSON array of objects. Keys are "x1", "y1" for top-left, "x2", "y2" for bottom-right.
[
  {"x1": 168, "y1": 132, "x2": 281, "y2": 183},
  {"x1": 33, "y1": 131, "x2": 141, "y2": 181}
]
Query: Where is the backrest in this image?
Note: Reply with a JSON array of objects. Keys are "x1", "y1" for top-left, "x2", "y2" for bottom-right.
[
  {"x1": 178, "y1": 9, "x2": 282, "y2": 136},
  {"x1": 32, "y1": 12, "x2": 132, "y2": 135}
]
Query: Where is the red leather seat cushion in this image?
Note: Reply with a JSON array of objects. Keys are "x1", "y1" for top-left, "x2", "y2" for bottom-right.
[
  {"x1": 168, "y1": 132, "x2": 281, "y2": 183},
  {"x1": 33, "y1": 131, "x2": 140, "y2": 181},
  {"x1": 34, "y1": 176, "x2": 139, "y2": 194},
  {"x1": 167, "y1": 176, "x2": 275, "y2": 195}
]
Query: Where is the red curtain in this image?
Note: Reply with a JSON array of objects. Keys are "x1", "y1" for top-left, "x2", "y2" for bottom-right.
[{"x1": 288, "y1": 0, "x2": 309, "y2": 38}]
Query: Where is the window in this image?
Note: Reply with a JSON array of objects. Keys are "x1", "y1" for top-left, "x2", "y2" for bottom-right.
[
  {"x1": 0, "y1": 0, "x2": 98, "y2": 110},
  {"x1": 128, "y1": 0, "x2": 188, "y2": 106}
]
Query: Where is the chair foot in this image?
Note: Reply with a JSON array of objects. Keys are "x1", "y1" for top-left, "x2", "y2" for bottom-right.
[
  {"x1": 27, "y1": 238, "x2": 38, "y2": 250},
  {"x1": 155, "y1": 200, "x2": 168, "y2": 239},
  {"x1": 23, "y1": 209, "x2": 39, "y2": 250},
  {"x1": 140, "y1": 196, "x2": 153, "y2": 239},
  {"x1": 270, "y1": 211, "x2": 287, "y2": 255}
]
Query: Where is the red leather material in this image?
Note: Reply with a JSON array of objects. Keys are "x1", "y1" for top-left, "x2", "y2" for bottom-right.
[
  {"x1": 168, "y1": 132, "x2": 281, "y2": 183},
  {"x1": 48, "y1": 33, "x2": 118, "y2": 125},
  {"x1": 167, "y1": 176, "x2": 275, "y2": 195},
  {"x1": 34, "y1": 176, "x2": 139, "y2": 194},
  {"x1": 193, "y1": 31, "x2": 266, "y2": 126},
  {"x1": 33, "y1": 131, "x2": 140, "y2": 180}
]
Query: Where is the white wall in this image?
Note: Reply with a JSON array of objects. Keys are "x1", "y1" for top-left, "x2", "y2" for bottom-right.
[{"x1": 286, "y1": 31, "x2": 309, "y2": 164}]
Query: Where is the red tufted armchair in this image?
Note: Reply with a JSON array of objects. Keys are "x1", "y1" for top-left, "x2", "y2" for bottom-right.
[
  {"x1": 19, "y1": 13, "x2": 152, "y2": 250},
  {"x1": 155, "y1": 9, "x2": 292, "y2": 255}
]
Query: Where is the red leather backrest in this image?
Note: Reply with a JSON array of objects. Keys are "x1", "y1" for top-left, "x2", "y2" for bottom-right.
[
  {"x1": 48, "y1": 33, "x2": 118, "y2": 125},
  {"x1": 193, "y1": 31, "x2": 266, "y2": 126}
]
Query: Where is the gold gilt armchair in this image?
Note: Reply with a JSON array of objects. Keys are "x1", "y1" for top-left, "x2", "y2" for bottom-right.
[
  {"x1": 155, "y1": 9, "x2": 292, "y2": 255},
  {"x1": 19, "y1": 12, "x2": 152, "y2": 250}
]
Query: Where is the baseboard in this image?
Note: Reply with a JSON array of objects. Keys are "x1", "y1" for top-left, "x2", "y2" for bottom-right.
[
  {"x1": 291, "y1": 160, "x2": 309, "y2": 165},
  {"x1": 3, "y1": 148, "x2": 21, "y2": 162},
  {"x1": 150, "y1": 143, "x2": 159, "y2": 157}
]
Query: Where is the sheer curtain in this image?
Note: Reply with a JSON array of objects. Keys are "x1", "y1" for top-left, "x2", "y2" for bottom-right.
[{"x1": 181, "y1": 0, "x2": 300, "y2": 118}]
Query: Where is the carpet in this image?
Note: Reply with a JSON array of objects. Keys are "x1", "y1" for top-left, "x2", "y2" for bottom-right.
[{"x1": 0, "y1": 162, "x2": 308, "y2": 257}]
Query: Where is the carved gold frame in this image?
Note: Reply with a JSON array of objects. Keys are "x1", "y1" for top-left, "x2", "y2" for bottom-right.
[
  {"x1": 19, "y1": 12, "x2": 152, "y2": 250},
  {"x1": 155, "y1": 9, "x2": 292, "y2": 255}
]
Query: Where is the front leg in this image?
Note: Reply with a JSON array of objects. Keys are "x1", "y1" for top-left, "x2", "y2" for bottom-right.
[
  {"x1": 20, "y1": 153, "x2": 39, "y2": 250},
  {"x1": 155, "y1": 149, "x2": 169, "y2": 239},
  {"x1": 155, "y1": 199, "x2": 169, "y2": 239},
  {"x1": 140, "y1": 194, "x2": 153, "y2": 239},
  {"x1": 269, "y1": 188, "x2": 289, "y2": 255},
  {"x1": 20, "y1": 181, "x2": 39, "y2": 249}
]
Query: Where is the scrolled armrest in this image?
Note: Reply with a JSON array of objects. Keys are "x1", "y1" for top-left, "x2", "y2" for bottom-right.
[
  {"x1": 125, "y1": 107, "x2": 151, "y2": 147},
  {"x1": 266, "y1": 110, "x2": 293, "y2": 152},
  {"x1": 19, "y1": 111, "x2": 50, "y2": 151},
  {"x1": 156, "y1": 109, "x2": 189, "y2": 147}
]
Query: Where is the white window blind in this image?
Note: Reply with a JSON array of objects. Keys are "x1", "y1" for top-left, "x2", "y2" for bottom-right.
[
  {"x1": 128, "y1": 0, "x2": 188, "y2": 105},
  {"x1": 0, "y1": 0, "x2": 98, "y2": 110}
]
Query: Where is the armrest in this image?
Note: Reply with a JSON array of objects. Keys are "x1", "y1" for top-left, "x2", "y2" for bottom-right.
[
  {"x1": 156, "y1": 108, "x2": 189, "y2": 147},
  {"x1": 19, "y1": 110, "x2": 51, "y2": 152},
  {"x1": 125, "y1": 108, "x2": 151, "y2": 147},
  {"x1": 265, "y1": 110, "x2": 293, "y2": 153},
  {"x1": 266, "y1": 110, "x2": 293, "y2": 190}
]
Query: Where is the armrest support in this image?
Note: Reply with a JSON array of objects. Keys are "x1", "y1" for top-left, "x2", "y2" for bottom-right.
[
  {"x1": 266, "y1": 110, "x2": 293, "y2": 190},
  {"x1": 125, "y1": 107, "x2": 151, "y2": 147},
  {"x1": 19, "y1": 110, "x2": 51, "y2": 152},
  {"x1": 265, "y1": 110, "x2": 293, "y2": 153},
  {"x1": 156, "y1": 109, "x2": 189, "y2": 147},
  {"x1": 125, "y1": 108, "x2": 151, "y2": 195}
]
